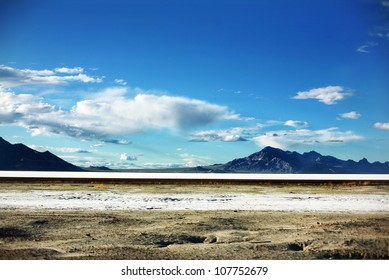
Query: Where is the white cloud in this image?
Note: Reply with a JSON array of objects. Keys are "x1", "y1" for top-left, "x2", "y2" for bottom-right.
[
  {"x1": 0, "y1": 65, "x2": 103, "y2": 87},
  {"x1": 55, "y1": 67, "x2": 84, "y2": 74},
  {"x1": 115, "y1": 79, "x2": 127, "y2": 86},
  {"x1": 373, "y1": 122, "x2": 389, "y2": 130},
  {"x1": 71, "y1": 89, "x2": 240, "y2": 134},
  {"x1": 0, "y1": 87, "x2": 59, "y2": 125},
  {"x1": 30, "y1": 73, "x2": 102, "y2": 84},
  {"x1": 118, "y1": 139, "x2": 131, "y2": 145},
  {"x1": 252, "y1": 128, "x2": 363, "y2": 149},
  {"x1": 0, "y1": 86, "x2": 240, "y2": 140},
  {"x1": 339, "y1": 111, "x2": 361, "y2": 119},
  {"x1": 119, "y1": 153, "x2": 137, "y2": 161},
  {"x1": 292, "y1": 86, "x2": 352, "y2": 105},
  {"x1": 284, "y1": 120, "x2": 308, "y2": 127}
]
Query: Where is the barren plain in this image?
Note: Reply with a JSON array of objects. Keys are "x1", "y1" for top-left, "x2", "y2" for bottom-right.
[{"x1": 0, "y1": 181, "x2": 388, "y2": 260}]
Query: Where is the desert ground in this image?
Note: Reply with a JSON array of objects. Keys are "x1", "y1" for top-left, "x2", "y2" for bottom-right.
[{"x1": 0, "y1": 180, "x2": 388, "y2": 260}]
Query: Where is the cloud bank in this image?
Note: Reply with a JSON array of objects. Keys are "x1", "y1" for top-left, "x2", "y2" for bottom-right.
[
  {"x1": 190, "y1": 122, "x2": 362, "y2": 151},
  {"x1": 0, "y1": 86, "x2": 240, "y2": 140},
  {"x1": 252, "y1": 128, "x2": 363, "y2": 149}
]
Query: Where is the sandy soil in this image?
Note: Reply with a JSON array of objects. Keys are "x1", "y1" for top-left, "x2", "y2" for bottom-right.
[{"x1": 0, "y1": 181, "x2": 388, "y2": 260}]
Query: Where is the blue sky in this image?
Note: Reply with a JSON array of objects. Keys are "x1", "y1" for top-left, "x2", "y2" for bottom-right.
[{"x1": 0, "y1": 0, "x2": 388, "y2": 169}]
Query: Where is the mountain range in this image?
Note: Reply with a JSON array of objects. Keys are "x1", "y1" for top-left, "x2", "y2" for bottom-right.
[
  {"x1": 211, "y1": 146, "x2": 389, "y2": 174},
  {"x1": 1, "y1": 136, "x2": 388, "y2": 173}
]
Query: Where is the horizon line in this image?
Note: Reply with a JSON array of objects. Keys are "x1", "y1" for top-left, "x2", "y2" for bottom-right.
[{"x1": 0, "y1": 171, "x2": 388, "y2": 181}]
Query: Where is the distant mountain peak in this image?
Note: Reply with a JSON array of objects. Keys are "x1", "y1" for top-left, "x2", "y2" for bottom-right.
[
  {"x1": 259, "y1": 146, "x2": 288, "y2": 155},
  {"x1": 261, "y1": 146, "x2": 282, "y2": 152},
  {"x1": 359, "y1": 158, "x2": 369, "y2": 164}
]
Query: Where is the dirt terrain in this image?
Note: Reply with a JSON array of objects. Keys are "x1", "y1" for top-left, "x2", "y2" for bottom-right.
[{"x1": 0, "y1": 181, "x2": 388, "y2": 260}]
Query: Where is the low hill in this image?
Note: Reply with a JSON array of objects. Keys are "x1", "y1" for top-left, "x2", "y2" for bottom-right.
[{"x1": 0, "y1": 137, "x2": 83, "y2": 171}]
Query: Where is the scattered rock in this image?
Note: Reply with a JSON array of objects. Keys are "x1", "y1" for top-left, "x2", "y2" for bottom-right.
[
  {"x1": 204, "y1": 235, "x2": 217, "y2": 243},
  {"x1": 344, "y1": 239, "x2": 355, "y2": 246},
  {"x1": 288, "y1": 243, "x2": 304, "y2": 251}
]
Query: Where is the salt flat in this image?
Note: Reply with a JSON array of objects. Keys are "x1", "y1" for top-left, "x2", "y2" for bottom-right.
[{"x1": 1, "y1": 190, "x2": 388, "y2": 212}]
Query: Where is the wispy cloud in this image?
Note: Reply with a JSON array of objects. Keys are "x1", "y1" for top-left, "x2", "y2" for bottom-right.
[
  {"x1": 115, "y1": 79, "x2": 127, "y2": 86},
  {"x1": 339, "y1": 111, "x2": 361, "y2": 119},
  {"x1": 190, "y1": 128, "x2": 248, "y2": 142},
  {"x1": 356, "y1": 42, "x2": 378, "y2": 53},
  {"x1": 29, "y1": 145, "x2": 90, "y2": 154},
  {"x1": 292, "y1": 86, "x2": 352, "y2": 105},
  {"x1": 103, "y1": 139, "x2": 132, "y2": 145},
  {"x1": 0, "y1": 86, "x2": 241, "y2": 140},
  {"x1": 373, "y1": 122, "x2": 389, "y2": 130},
  {"x1": 90, "y1": 143, "x2": 104, "y2": 148},
  {"x1": 189, "y1": 125, "x2": 264, "y2": 142},
  {"x1": 367, "y1": 2, "x2": 389, "y2": 39},
  {"x1": 252, "y1": 128, "x2": 363, "y2": 149},
  {"x1": 0, "y1": 65, "x2": 103, "y2": 87},
  {"x1": 179, "y1": 153, "x2": 211, "y2": 167},
  {"x1": 143, "y1": 162, "x2": 184, "y2": 169}
]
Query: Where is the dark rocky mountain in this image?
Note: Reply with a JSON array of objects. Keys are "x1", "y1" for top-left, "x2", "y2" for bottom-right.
[
  {"x1": 0, "y1": 137, "x2": 83, "y2": 171},
  {"x1": 218, "y1": 146, "x2": 389, "y2": 174}
]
